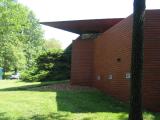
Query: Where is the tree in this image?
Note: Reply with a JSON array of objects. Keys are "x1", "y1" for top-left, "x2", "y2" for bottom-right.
[
  {"x1": 22, "y1": 11, "x2": 45, "y2": 68},
  {"x1": 21, "y1": 44, "x2": 72, "y2": 82},
  {"x1": 0, "y1": 42, "x2": 26, "y2": 72},
  {"x1": 0, "y1": 0, "x2": 27, "y2": 74},
  {"x1": 45, "y1": 38, "x2": 62, "y2": 50},
  {"x1": 36, "y1": 44, "x2": 72, "y2": 81},
  {"x1": 129, "y1": 0, "x2": 146, "y2": 120},
  {"x1": 0, "y1": 0, "x2": 45, "y2": 74}
]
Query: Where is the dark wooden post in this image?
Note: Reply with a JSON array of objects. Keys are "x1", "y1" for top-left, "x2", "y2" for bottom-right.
[{"x1": 129, "y1": 0, "x2": 146, "y2": 120}]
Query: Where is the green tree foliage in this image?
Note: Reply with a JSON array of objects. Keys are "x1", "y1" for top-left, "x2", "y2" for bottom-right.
[
  {"x1": 129, "y1": 0, "x2": 145, "y2": 120},
  {"x1": 0, "y1": 42, "x2": 26, "y2": 71},
  {"x1": 45, "y1": 38, "x2": 62, "y2": 50},
  {"x1": 36, "y1": 49, "x2": 62, "y2": 71},
  {"x1": 0, "y1": 0, "x2": 44, "y2": 75},
  {"x1": 22, "y1": 11, "x2": 45, "y2": 68},
  {"x1": 60, "y1": 43, "x2": 72, "y2": 77},
  {"x1": 21, "y1": 44, "x2": 72, "y2": 82}
]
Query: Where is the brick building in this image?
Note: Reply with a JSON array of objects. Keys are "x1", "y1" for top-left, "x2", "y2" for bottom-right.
[{"x1": 42, "y1": 9, "x2": 160, "y2": 112}]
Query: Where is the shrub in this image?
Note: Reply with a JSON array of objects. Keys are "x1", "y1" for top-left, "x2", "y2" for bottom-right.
[
  {"x1": 21, "y1": 66, "x2": 47, "y2": 82},
  {"x1": 21, "y1": 44, "x2": 72, "y2": 82}
]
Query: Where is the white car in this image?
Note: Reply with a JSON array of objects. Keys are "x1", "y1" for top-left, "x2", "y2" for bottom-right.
[{"x1": 10, "y1": 72, "x2": 20, "y2": 79}]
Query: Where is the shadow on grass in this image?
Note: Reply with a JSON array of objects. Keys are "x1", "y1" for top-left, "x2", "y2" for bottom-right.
[
  {"x1": 0, "y1": 84, "x2": 45, "y2": 91},
  {"x1": 0, "y1": 112, "x2": 71, "y2": 120},
  {"x1": 149, "y1": 113, "x2": 160, "y2": 120},
  {"x1": 0, "y1": 81, "x2": 160, "y2": 120},
  {"x1": 0, "y1": 112, "x2": 10, "y2": 120},
  {"x1": 56, "y1": 90, "x2": 129, "y2": 113},
  {"x1": 0, "y1": 80, "x2": 68, "y2": 91},
  {"x1": 0, "y1": 82, "x2": 129, "y2": 113}
]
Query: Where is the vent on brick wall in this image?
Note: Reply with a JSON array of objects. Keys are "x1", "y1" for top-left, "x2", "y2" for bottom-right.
[
  {"x1": 97, "y1": 75, "x2": 101, "y2": 80},
  {"x1": 125, "y1": 72, "x2": 131, "y2": 79},
  {"x1": 108, "y1": 74, "x2": 112, "y2": 80}
]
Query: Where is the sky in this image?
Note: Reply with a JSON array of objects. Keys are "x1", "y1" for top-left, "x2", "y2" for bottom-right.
[{"x1": 17, "y1": 0, "x2": 160, "y2": 49}]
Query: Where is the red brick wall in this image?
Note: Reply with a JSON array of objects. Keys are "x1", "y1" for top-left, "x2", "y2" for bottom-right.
[
  {"x1": 93, "y1": 15, "x2": 132, "y2": 101},
  {"x1": 143, "y1": 10, "x2": 160, "y2": 112},
  {"x1": 93, "y1": 10, "x2": 160, "y2": 112},
  {"x1": 70, "y1": 38, "x2": 94, "y2": 86},
  {"x1": 70, "y1": 10, "x2": 160, "y2": 112}
]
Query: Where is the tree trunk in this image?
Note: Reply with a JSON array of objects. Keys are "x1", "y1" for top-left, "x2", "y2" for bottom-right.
[
  {"x1": 3, "y1": 64, "x2": 6, "y2": 79},
  {"x1": 14, "y1": 67, "x2": 18, "y2": 74},
  {"x1": 129, "y1": 0, "x2": 145, "y2": 120}
]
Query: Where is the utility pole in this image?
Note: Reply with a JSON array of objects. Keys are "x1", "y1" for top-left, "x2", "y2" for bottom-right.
[{"x1": 129, "y1": 0, "x2": 146, "y2": 120}]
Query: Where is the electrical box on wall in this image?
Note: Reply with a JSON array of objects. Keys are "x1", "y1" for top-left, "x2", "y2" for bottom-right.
[
  {"x1": 97, "y1": 75, "x2": 101, "y2": 80},
  {"x1": 108, "y1": 74, "x2": 112, "y2": 80},
  {"x1": 125, "y1": 72, "x2": 131, "y2": 79}
]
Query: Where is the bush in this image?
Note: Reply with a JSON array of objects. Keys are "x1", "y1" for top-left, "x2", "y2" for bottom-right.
[
  {"x1": 21, "y1": 44, "x2": 72, "y2": 82},
  {"x1": 21, "y1": 67, "x2": 48, "y2": 82}
]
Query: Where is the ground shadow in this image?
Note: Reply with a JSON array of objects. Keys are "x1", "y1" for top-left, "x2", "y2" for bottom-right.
[
  {"x1": 0, "y1": 112, "x2": 71, "y2": 120},
  {"x1": 0, "y1": 112, "x2": 11, "y2": 120},
  {"x1": 0, "y1": 82, "x2": 159, "y2": 120},
  {"x1": 0, "y1": 82, "x2": 129, "y2": 113},
  {"x1": 0, "y1": 81, "x2": 67, "y2": 91},
  {"x1": 149, "y1": 112, "x2": 160, "y2": 120},
  {"x1": 0, "y1": 84, "x2": 43, "y2": 91},
  {"x1": 56, "y1": 90, "x2": 129, "y2": 113}
]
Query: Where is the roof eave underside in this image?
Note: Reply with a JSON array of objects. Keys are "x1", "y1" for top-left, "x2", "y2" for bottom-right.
[{"x1": 41, "y1": 18, "x2": 123, "y2": 34}]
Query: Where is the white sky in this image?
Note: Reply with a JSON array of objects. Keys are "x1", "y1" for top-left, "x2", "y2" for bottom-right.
[{"x1": 17, "y1": 0, "x2": 160, "y2": 49}]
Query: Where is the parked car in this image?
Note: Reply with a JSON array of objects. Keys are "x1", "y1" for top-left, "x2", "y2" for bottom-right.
[{"x1": 10, "y1": 72, "x2": 20, "y2": 79}]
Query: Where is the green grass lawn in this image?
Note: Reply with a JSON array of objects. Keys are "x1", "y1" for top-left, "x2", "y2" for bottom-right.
[{"x1": 0, "y1": 80, "x2": 159, "y2": 120}]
